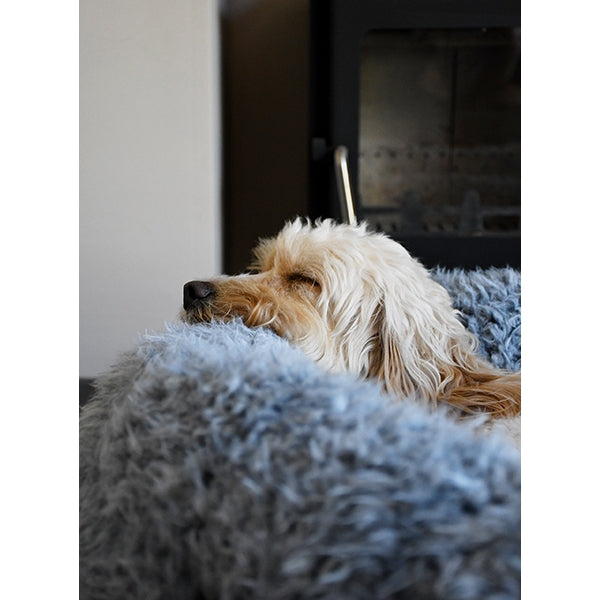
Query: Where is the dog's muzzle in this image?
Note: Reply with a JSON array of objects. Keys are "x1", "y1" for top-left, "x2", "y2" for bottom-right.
[{"x1": 183, "y1": 280, "x2": 216, "y2": 310}]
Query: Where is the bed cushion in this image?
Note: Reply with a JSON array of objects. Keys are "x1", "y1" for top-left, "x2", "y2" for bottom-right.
[{"x1": 80, "y1": 266, "x2": 521, "y2": 599}]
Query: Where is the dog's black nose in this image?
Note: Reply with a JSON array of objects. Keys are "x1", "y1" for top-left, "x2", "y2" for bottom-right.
[{"x1": 183, "y1": 280, "x2": 216, "y2": 310}]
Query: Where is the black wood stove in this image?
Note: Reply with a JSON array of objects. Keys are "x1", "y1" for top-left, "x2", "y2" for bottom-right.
[{"x1": 309, "y1": 0, "x2": 521, "y2": 268}]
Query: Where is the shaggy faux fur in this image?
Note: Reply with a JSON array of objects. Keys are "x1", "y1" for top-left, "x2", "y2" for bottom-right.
[
  {"x1": 431, "y1": 267, "x2": 521, "y2": 372},
  {"x1": 80, "y1": 267, "x2": 521, "y2": 600}
]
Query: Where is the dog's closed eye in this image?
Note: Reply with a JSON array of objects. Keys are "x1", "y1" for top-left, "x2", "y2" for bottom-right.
[{"x1": 288, "y1": 273, "x2": 321, "y2": 290}]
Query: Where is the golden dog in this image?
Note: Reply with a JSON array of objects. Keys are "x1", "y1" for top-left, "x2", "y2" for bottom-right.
[{"x1": 183, "y1": 219, "x2": 520, "y2": 421}]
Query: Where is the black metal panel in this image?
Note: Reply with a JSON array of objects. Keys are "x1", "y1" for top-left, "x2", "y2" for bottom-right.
[{"x1": 392, "y1": 233, "x2": 521, "y2": 269}]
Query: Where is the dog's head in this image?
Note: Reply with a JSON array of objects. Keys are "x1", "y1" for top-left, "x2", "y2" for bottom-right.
[
  {"x1": 184, "y1": 220, "x2": 464, "y2": 388},
  {"x1": 182, "y1": 218, "x2": 520, "y2": 415}
]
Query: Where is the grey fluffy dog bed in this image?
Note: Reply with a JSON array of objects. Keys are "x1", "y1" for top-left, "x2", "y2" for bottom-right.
[
  {"x1": 80, "y1": 268, "x2": 521, "y2": 600},
  {"x1": 431, "y1": 267, "x2": 521, "y2": 371}
]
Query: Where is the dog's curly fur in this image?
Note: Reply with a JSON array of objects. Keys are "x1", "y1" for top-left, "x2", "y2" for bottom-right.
[{"x1": 183, "y1": 219, "x2": 520, "y2": 418}]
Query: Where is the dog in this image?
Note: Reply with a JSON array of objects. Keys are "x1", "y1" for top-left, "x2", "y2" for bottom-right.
[{"x1": 182, "y1": 218, "x2": 520, "y2": 424}]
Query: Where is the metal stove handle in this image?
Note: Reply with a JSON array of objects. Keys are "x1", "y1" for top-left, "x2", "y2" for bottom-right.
[{"x1": 333, "y1": 146, "x2": 358, "y2": 226}]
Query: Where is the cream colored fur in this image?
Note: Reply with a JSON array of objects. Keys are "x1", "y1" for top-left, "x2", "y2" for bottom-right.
[{"x1": 183, "y1": 219, "x2": 520, "y2": 441}]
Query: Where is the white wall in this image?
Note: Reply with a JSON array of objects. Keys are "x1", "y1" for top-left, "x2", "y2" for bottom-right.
[{"x1": 80, "y1": 0, "x2": 221, "y2": 377}]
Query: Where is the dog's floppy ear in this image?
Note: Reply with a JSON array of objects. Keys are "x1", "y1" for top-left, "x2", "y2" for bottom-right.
[
  {"x1": 367, "y1": 279, "x2": 448, "y2": 401},
  {"x1": 367, "y1": 271, "x2": 520, "y2": 418}
]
